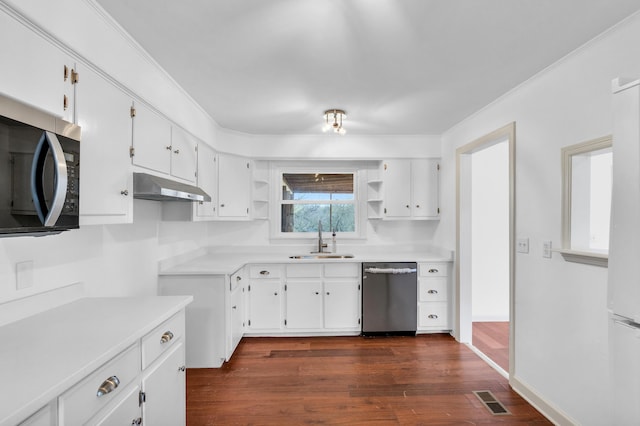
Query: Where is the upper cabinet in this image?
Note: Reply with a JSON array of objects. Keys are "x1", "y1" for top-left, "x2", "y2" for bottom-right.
[
  {"x1": 130, "y1": 102, "x2": 197, "y2": 183},
  {"x1": 77, "y1": 65, "x2": 133, "y2": 225},
  {"x1": 131, "y1": 101, "x2": 172, "y2": 175},
  {"x1": 0, "y1": 8, "x2": 76, "y2": 122},
  {"x1": 382, "y1": 159, "x2": 440, "y2": 220},
  {"x1": 194, "y1": 143, "x2": 218, "y2": 220},
  {"x1": 217, "y1": 153, "x2": 251, "y2": 219}
]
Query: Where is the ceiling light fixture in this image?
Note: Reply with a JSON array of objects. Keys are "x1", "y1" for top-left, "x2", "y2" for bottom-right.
[{"x1": 322, "y1": 109, "x2": 346, "y2": 135}]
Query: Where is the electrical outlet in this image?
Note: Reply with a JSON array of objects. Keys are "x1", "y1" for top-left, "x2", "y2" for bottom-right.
[
  {"x1": 517, "y1": 238, "x2": 529, "y2": 254},
  {"x1": 543, "y1": 241, "x2": 552, "y2": 258}
]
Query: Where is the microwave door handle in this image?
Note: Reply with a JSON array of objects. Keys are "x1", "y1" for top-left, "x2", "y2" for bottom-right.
[{"x1": 31, "y1": 131, "x2": 68, "y2": 226}]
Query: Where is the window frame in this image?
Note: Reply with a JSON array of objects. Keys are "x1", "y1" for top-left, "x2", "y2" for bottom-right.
[
  {"x1": 271, "y1": 163, "x2": 365, "y2": 241},
  {"x1": 559, "y1": 135, "x2": 612, "y2": 267}
]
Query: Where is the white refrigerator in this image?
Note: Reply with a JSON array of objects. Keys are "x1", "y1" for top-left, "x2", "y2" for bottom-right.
[{"x1": 609, "y1": 77, "x2": 640, "y2": 425}]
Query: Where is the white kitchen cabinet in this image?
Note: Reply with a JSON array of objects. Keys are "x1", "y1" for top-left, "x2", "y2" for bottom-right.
[
  {"x1": 141, "y1": 341, "x2": 186, "y2": 426},
  {"x1": 158, "y1": 275, "x2": 227, "y2": 368},
  {"x1": 131, "y1": 101, "x2": 172, "y2": 174},
  {"x1": 195, "y1": 143, "x2": 218, "y2": 220},
  {"x1": 0, "y1": 8, "x2": 75, "y2": 122},
  {"x1": 218, "y1": 153, "x2": 251, "y2": 218},
  {"x1": 77, "y1": 65, "x2": 133, "y2": 225},
  {"x1": 248, "y1": 279, "x2": 283, "y2": 331},
  {"x1": 0, "y1": 298, "x2": 190, "y2": 426},
  {"x1": 417, "y1": 262, "x2": 451, "y2": 332},
  {"x1": 383, "y1": 159, "x2": 440, "y2": 220},
  {"x1": 170, "y1": 126, "x2": 198, "y2": 183},
  {"x1": 285, "y1": 280, "x2": 324, "y2": 329},
  {"x1": 229, "y1": 269, "x2": 246, "y2": 358},
  {"x1": 324, "y1": 281, "x2": 360, "y2": 329}
]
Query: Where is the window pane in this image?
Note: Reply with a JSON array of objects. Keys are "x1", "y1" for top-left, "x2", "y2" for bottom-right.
[
  {"x1": 570, "y1": 147, "x2": 612, "y2": 252},
  {"x1": 282, "y1": 173, "x2": 354, "y2": 201},
  {"x1": 281, "y1": 204, "x2": 355, "y2": 233}
]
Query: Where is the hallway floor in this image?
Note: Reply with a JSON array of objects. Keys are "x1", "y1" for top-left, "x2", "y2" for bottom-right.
[{"x1": 472, "y1": 321, "x2": 510, "y2": 372}]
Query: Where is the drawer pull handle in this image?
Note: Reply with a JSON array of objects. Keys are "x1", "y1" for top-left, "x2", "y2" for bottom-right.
[
  {"x1": 178, "y1": 365, "x2": 186, "y2": 372},
  {"x1": 428, "y1": 314, "x2": 439, "y2": 319},
  {"x1": 160, "y1": 331, "x2": 174, "y2": 344},
  {"x1": 260, "y1": 270, "x2": 270, "y2": 276},
  {"x1": 428, "y1": 268, "x2": 439, "y2": 273},
  {"x1": 427, "y1": 289, "x2": 438, "y2": 294},
  {"x1": 97, "y1": 375, "x2": 120, "y2": 397}
]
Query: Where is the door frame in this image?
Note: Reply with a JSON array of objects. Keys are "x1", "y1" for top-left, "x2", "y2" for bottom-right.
[{"x1": 455, "y1": 122, "x2": 516, "y2": 378}]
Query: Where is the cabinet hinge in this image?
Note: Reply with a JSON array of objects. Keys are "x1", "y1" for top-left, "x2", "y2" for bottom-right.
[
  {"x1": 358, "y1": 318, "x2": 361, "y2": 325},
  {"x1": 384, "y1": 207, "x2": 387, "y2": 214},
  {"x1": 248, "y1": 319, "x2": 251, "y2": 326},
  {"x1": 384, "y1": 163, "x2": 388, "y2": 171},
  {"x1": 284, "y1": 319, "x2": 287, "y2": 326},
  {"x1": 247, "y1": 207, "x2": 249, "y2": 214},
  {"x1": 129, "y1": 146, "x2": 135, "y2": 158},
  {"x1": 358, "y1": 284, "x2": 361, "y2": 291},
  {"x1": 248, "y1": 284, "x2": 251, "y2": 291},
  {"x1": 284, "y1": 284, "x2": 287, "y2": 291},
  {"x1": 437, "y1": 207, "x2": 440, "y2": 214},
  {"x1": 247, "y1": 162, "x2": 250, "y2": 169},
  {"x1": 437, "y1": 163, "x2": 440, "y2": 171},
  {"x1": 70, "y1": 69, "x2": 79, "y2": 84},
  {"x1": 130, "y1": 106, "x2": 136, "y2": 118},
  {"x1": 138, "y1": 390, "x2": 146, "y2": 406}
]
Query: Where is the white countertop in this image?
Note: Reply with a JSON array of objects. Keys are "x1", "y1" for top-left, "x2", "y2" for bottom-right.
[
  {"x1": 159, "y1": 245, "x2": 454, "y2": 275},
  {"x1": 0, "y1": 296, "x2": 192, "y2": 426}
]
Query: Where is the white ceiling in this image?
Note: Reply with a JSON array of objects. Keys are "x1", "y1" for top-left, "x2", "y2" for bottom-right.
[{"x1": 96, "y1": 0, "x2": 640, "y2": 135}]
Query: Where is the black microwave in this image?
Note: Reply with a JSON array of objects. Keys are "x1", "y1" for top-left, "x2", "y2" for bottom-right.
[{"x1": 0, "y1": 94, "x2": 81, "y2": 237}]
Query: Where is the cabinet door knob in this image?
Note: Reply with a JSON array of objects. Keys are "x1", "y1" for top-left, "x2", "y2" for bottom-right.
[
  {"x1": 178, "y1": 365, "x2": 186, "y2": 372},
  {"x1": 416, "y1": 205, "x2": 420, "y2": 208},
  {"x1": 428, "y1": 314, "x2": 438, "y2": 319},
  {"x1": 260, "y1": 270, "x2": 270, "y2": 276},
  {"x1": 232, "y1": 305, "x2": 237, "y2": 309},
  {"x1": 220, "y1": 203, "x2": 225, "y2": 207},
  {"x1": 236, "y1": 276, "x2": 242, "y2": 281},
  {"x1": 160, "y1": 330, "x2": 174, "y2": 344},
  {"x1": 166, "y1": 145, "x2": 172, "y2": 150},
  {"x1": 315, "y1": 291, "x2": 319, "y2": 295},
  {"x1": 121, "y1": 189, "x2": 129, "y2": 196},
  {"x1": 427, "y1": 289, "x2": 438, "y2": 294},
  {"x1": 428, "y1": 268, "x2": 439, "y2": 273},
  {"x1": 406, "y1": 205, "x2": 410, "y2": 208},
  {"x1": 326, "y1": 292, "x2": 330, "y2": 295},
  {"x1": 274, "y1": 292, "x2": 278, "y2": 296},
  {"x1": 131, "y1": 417, "x2": 142, "y2": 425},
  {"x1": 174, "y1": 149, "x2": 180, "y2": 154},
  {"x1": 97, "y1": 375, "x2": 120, "y2": 397}
]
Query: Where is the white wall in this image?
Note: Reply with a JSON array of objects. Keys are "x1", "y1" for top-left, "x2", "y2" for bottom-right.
[
  {"x1": 438, "y1": 11, "x2": 640, "y2": 426},
  {"x1": 471, "y1": 141, "x2": 509, "y2": 322}
]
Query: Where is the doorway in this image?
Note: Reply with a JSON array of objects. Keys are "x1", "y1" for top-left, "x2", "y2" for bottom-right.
[{"x1": 455, "y1": 123, "x2": 515, "y2": 378}]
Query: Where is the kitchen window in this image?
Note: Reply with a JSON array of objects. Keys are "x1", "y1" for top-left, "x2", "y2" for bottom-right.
[
  {"x1": 274, "y1": 169, "x2": 361, "y2": 239},
  {"x1": 559, "y1": 136, "x2": 612, "y2": 266}
]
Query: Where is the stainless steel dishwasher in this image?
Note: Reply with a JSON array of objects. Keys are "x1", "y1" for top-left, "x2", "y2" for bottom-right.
[{"x1": 361, "y1": 262, "x2": 417, "y2": 336}]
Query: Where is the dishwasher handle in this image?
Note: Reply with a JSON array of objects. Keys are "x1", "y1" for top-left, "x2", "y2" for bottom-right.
[{"x1": 364, "y1": 267, "x2": 417, "y2": 274}]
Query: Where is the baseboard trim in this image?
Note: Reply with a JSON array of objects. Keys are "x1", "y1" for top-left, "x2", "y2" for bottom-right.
[{"x1": 510, "y1": 375, "x2": 577, "y2": 425}]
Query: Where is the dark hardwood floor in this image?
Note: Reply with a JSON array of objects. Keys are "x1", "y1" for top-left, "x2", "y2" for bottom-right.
[
  {"x1": 472, "y1": 322, "x2": 510, "y2": 372},
  {"x1": 187, "y1": 334, "x2": 549, "y2": 425}
]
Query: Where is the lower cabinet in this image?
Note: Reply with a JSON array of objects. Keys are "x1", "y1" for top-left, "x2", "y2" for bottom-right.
[
  {"x1": 417, "y1": 262, "x2": 452, "y2": 333},
  {"x1": 141, "y1": 342, "x2": 186, "y2": 426},
  {"x1": 246, "y1": 263, "x2": 361, "y2": 335},
  {"x1": 158, "y1": 272, "x2": 247, "y2": 368}
]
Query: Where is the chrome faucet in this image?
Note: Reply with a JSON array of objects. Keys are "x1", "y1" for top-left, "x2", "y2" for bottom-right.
[{"x1": 317, "y1": 220, "x2": 324, "y2": 253}]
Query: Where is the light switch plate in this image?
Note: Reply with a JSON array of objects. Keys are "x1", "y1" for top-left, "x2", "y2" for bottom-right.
[
  {"x1": 542, "y1": 241, "x2": 552, "y2": 258},
  {"x1": 16, "y1": 260, "x2": 34, "y2": 290},
  {"x1": 517, "y1": 238, "x2": 529, "y2": 254}
]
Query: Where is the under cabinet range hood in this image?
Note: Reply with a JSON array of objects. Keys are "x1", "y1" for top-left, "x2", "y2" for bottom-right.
[{"x1": 133, "y1": 172, "x2": 211, "y2": 202}]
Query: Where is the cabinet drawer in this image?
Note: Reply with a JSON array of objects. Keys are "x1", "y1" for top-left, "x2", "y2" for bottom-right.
[
  {"x1": 142, "y1": 310, "x2": 185, "y2": 369},
  {"x1": 418, "y1": 302, "x2": 448, "y2": 328},
  {"x1": 286, "y1": 263, "x2": 322, "y2": 278},
  {"x1": 59, "y1": 342, "x2": 141, "y2": 426},
  {"x1": 91, "y1": 384, "x2": 141, "y2": 426},
  {"x1": 249, "y1": 265, "x2": 282, "y2": 279},
  {"x1": 419, "y1": 263, "x2": 448, "y2": 277},
  {"x1": 418, "y1": 277, "x2": 448, "y2": 302},
  {"x1": 324, "y1": 263, "x2": 359, "y2": 278}
]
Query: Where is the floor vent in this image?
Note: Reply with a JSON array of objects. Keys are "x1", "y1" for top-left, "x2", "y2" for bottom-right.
[{"x1": 473, "y1": 390, "x2": 511, "y2": 415}]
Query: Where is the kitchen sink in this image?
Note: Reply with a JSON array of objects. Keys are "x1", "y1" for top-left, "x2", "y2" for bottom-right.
[{"x1": 289, "y1": 254, "x2": 355, "y2": 259}]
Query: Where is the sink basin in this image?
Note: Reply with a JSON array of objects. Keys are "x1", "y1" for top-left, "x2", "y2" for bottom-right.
[{"x1": 289, "y1": 254, "x2": 355, "y2": 259}]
